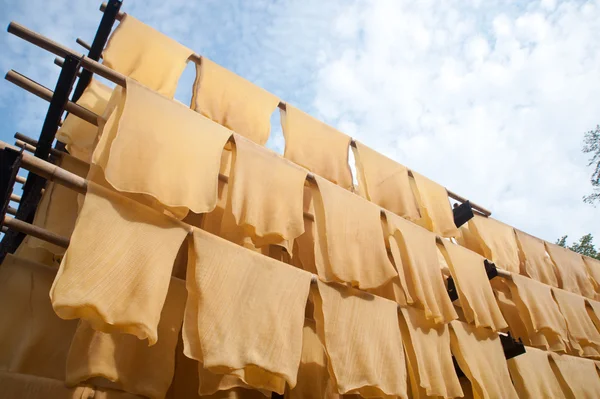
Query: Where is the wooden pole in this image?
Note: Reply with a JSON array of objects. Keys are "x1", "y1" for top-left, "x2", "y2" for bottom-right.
[
  {"x1": 15, "y1": 137, "x2": 64, "y2": 160},
  {"x1": 76, "y1": 37, "x2": 92, "y2": 51},
  {"x1": 0, "y1": 142, "x2": 87, "y2": 195},
  {"x1": 3, "y1": 215, "x2": 69, "y2": 248},
  {"x1": 5, "y1": 70, "x2": 96, "y2": 125}
]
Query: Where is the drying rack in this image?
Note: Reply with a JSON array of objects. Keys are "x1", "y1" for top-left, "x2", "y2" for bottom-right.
[
  {"x1": 0, "y1": 1, "x2": 528, "y2": 396},
  {"x1": 0, "y1": 0, "x2": 123, "y2": 258}
]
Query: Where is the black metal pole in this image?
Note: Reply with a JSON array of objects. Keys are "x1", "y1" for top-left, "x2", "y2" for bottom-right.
[
  {"x1": 54, "y1": 0, "x2": 122, "y2": 153},
  {"x1": 70, "y1": 0, "x2": 122, "y2": 102},
  {"x1": 0, "y1": 148, "x2": 23, "y2": 224},
  {"x1": 33, "y1": 56, "x2": 80, "y2": 160}
]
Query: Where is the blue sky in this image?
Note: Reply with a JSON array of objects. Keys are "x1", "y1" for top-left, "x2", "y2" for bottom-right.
[{"x1": 0, "y1": 0, "x2": 599, "y2": 245}]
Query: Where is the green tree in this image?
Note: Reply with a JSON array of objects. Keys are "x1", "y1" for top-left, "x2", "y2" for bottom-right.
[
  {"x1": 556, "y1": 235, "x2": 568, "y2": 248},
  {"x1": 583, "y1": 125, "x2": 600, "y2": 205},
  {"x1": 556, "y1": 233, "x2": 600, "y2": 260}
]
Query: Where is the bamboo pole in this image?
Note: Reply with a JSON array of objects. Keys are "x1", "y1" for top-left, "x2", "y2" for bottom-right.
[
  {"x1": 8, "y1": 22, "x2": 126, "y2": 87},
  {"x1": 54, "y1": 57, "x2": 81, "y2": 78},
  {"x1": 5, "y1": 70, "x2": 96, "y2": 125},
  {"x1": 15, "y1": 137, "x2": 64, "y2": 160},
  {"x1": 0, "y1": 142, "x2": 87, "y2": 195},
  {"x1": 76, "y1": 37, "x2": 92, "y2": 51},
  {"x1": 3, "y1": 215, "x2": 69, "y2": 248}
]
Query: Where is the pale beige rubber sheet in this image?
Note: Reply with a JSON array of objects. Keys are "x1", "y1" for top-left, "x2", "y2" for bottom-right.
[
  {"x1": 93, "y1": 78, "x2": 232, "y2": 216},
  {"x1": 352, "y1": 141, "x2": 420, "y2": 221},
  {"x1": 440, "y1": 241, "x2": 507, "y2": 331},
  {"x1": 0, "y1": 255, "x2": 78, "y2": 381},
  {"x1": 312, "y1": 175, "x2": 397, "y2": 290},
  {"x1": 514, "y1": 229, "x2": 559, "y2": 287},
  {"x1": 411, "y1": 171, "x2": 458, "y2": 238},
  {"x1": 281, "y1": 104, "x2": 352, "y2": 189},
  {"x1": 103, "y1": 14, "x2": 193, "y2": 98},
  {"x1": 312, "y1": 280, "x2": 407, "y2": 398},
  {"x1": 50, "y1": 182, "x2": 189, "y2": 345},
  {"x1": 399, "y1": 306, "x2": 462, "y2": 399},
  {"x1": 467, "y1": 215, "x2": 520, "y2": 273},
  {"x1": 191, "y1": 57, "x2": 280, "y2": 146},
  {"x1": 449, "y1": 320, "x2": 518, "y2": 399},
  {"x1": 386, "y1": 211, "x2": 457, "y2": 324},
  {"x1": 56, "y1": 78, "x2": 113, "y2": 162},
  {"x1": 182, "y1": 228, "x2": 311, "y2": 394}
]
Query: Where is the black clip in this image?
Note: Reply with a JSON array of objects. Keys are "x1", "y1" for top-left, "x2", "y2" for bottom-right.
[
  {"x1": 484, "y1": 259, "x2": 498, "y2": 280},
  {"x1": 446, "y1": 276, "x2": 459, "y2": 301},
  {"x1": 453, "y1": 201, "x2": 474, "y2": 228},
  {"x1": 500, "y1": 332, "x2": 526, "y2": 359}
]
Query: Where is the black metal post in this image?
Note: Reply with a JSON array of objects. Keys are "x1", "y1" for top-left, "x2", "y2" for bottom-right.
[
  {"x1": 70, "y1": 0, "x2": 122, "y2": 102},
  {"x1": 33, "y1": 56, "x2": 80, "y2": 160},
  {"x1": 0, "y1": 148, "x2": 23, "y2": 223},
  {"x1": 54, "y1": 0, "x2": 122, "y2": 153}
]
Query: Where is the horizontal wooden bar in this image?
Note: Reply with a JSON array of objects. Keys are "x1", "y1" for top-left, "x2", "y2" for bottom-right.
[
  {"x1": 6, "y1": 206, "x2": 17, "y2": 216},
  {"x1": 15, "y1": 175, "x2": 26, "y2": 184},
  {"x1": 5, "y1": 70, "x2": 97, "y2": 125},
  {"x1": 8, "y1": 21, "x2": 126, "y2": 87},
  {"x1": 15, "y1": 137, "x2": 64, "y2": 160},
  {"x1": 2, "y1": 215, "x2": 69, "y2": 248},
  {"x1": 10, "y1": 194, "x2": 21, "y2": 203},
  {"x1": 0, "y1": 142, "x2": 87, "y2": 195},
  {"x1": 76, "y1": 37, "x2": 92, "y2": 51}
]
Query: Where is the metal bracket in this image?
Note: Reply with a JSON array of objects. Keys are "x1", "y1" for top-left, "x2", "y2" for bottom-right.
[{"x1": 453, "y1": 200, "x2": 474, "y2": 228}]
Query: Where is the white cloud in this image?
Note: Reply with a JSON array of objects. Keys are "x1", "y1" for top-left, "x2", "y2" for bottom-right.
[
  {"x1": 0, "y1": 0, "x2": 598, "y2": 246},
  {"x1": 312, "y1": 0, "x2": 600, "y2": 243}
]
